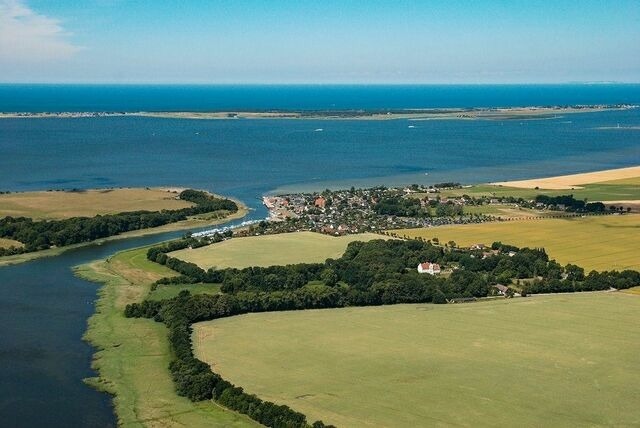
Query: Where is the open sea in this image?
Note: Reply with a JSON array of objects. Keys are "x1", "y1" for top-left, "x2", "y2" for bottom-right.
[{"x1": 0, "y1": 84, "x2": 639, "y2": 427}]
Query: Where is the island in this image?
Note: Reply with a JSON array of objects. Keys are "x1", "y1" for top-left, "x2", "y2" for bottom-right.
[{"x1": 0, "y1": 104, "x2": 636, "y2": 121}]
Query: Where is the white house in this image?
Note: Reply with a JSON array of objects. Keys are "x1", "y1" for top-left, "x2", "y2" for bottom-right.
[{"x1": 417, "y1": 262, "x2": 441, "y2": 275}]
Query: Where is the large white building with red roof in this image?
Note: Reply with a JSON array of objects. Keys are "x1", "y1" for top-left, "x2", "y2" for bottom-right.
[{"x1": 417, "y1": 262, "x2": 441, "y2": 275}]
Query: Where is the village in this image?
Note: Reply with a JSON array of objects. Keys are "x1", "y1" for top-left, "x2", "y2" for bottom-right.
[{"x1": 261, "y1": 184, "x2": 493, "y2": 235}]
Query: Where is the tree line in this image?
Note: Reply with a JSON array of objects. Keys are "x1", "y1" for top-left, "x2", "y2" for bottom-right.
[
  {"x1": 130, "y1": 237, "x2": 640, "y2": 427},
  {"x1": 148, "y1": 237, "x2": 639, "y2": 299},
  {"x1": 535, "y1": 194, "x2": 605, "y2": 212},
  {"x1": 126, "y1": 291, "x2": 335, "y2": 428},
  {"x1": 0, "y1": 190, "x2": 238, "y2": 256}
]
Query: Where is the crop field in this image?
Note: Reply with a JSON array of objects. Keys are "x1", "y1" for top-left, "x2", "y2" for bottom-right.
[
  {"x1": 462, "y1": 204, "x2": 554, "y2": 218},
  {"x1": 395, "y1": 214, "x2": 640, "y2": 271},
  {"x1": 170, "y1": 231, "x2": 386, "y2": 269},
  {"x1": 0, "y1": 188, "x2": 193, "y2": 219},
  {"x1": 193, "y1": 293, "x2": 640, "y2": 428}
]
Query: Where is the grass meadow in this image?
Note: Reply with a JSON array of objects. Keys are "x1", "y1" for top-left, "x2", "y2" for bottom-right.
[
  {"x1": 395, "y1": 214, "x2": 640, "y2": 271},
  {"x1": 194, "y1": 293, "x2": 640, "y2": 428},
  {"x1": 75, "y1": 247, "x2": 257, "y2": 428},
  {"x1": 170, "y1": 231, "x2": 386, "y2": 269},
  {"x1": 0, "y1": 188, "x2": 194, "y2": 219}
]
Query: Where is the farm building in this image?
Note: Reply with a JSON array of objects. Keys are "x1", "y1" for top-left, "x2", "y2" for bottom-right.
[
  {"x1": 417, "y1": 262, "x2": 441, "y2": 275},
  {"x1": 493, "y1": 284, "x2": 510, "y2": 295}
]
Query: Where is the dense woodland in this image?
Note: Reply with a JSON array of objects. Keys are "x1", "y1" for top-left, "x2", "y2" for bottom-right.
[
  {"x1": 0, "y1": 190, "x2": 238, "y2": 256},
  {"x1": 127, "y1": 237, "x2": 640, "y2": 427}
]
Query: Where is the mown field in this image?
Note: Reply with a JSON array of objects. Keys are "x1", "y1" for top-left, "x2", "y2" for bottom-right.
[
  {"x1": 76, "y1": 247, "x2": 257, "y2": 428},
  {"x1": 194, "y1": 293, "x2": 640, "y2": 428},
  {"x1": 170, "y1": 231, "x2": 386, "y2": 269},
  {"x1": 462, "y1": 203, "x2": 555, "y2": 218},
  {"x1": 0, "y1": 188, "x2": 193, "y2": 219},
  {"x1": 438, "y1": 176, "x2": 640, "y2": 202},
  {"x1": 395, "y1": 214, "x2": 640, "y2": 271}
]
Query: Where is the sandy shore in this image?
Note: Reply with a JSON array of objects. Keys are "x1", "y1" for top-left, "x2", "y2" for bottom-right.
[{"x1": 491, "y1": 166, "x2": 640, "y2": 189}]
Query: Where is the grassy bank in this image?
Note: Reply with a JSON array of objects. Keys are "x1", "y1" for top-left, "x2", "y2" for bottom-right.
[
  {"x1": 75, "y1": 247, "x2": 257, "y2": 428},
  {"x1": 0, "y1": 205, "x2": 248, "y2": 267},
  {"x1": 394, "y1": 214, "x2": 640, "y2": 271},
  {"x1": 194, "y1": 293, "x2": 640, "y2": 427}
]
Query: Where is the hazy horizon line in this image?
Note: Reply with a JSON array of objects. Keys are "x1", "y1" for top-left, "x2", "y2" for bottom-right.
[{"x1": 1, "y1": 81, "x2": 639, "y2": 86}]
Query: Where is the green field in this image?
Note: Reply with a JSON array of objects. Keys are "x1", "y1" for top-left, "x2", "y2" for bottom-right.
[
  {"x1": 76, "y1": 247, "x2": 257, "y2": 428},
  {"x1": 438, "y1": 177, "x2": 640, "y2": 202},
  {"x1": 462, "y1": 203, "x2": 554, "y2": 217},
  {"x1": 194, "y1": 293, "x2": 640, "y2": 428},
  {"x1": 395, "y1": 214, "x2": 640, "y2": 271},
  {"x1": 170, "y1": 231, "x2": 386, "y2": 269}
]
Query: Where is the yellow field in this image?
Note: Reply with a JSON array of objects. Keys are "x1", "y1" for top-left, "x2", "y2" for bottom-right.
[
  {"x1": 0, "y1": 188, "x2": 194, "y2": 219},
  {"x1": 0, "y1": 238, "x2": 23, "y2": 249},
  {"x1": 395, "y1": 214, "x2": 640, "y2": 271},
  {"x1": 170, "y1": 231, "x2": 386, "y2": 269},
  {"x1": 491, "y1": 165, "x2": 640, "y2": 189}
]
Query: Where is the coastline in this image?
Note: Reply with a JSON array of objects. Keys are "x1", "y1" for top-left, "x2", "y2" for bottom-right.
[
  {"x1": 0, "y1": 104, "x2": 634, "y2": 121},
  {"x1": 75, "y1": 249, "x2": 257, "y2": 427},
  {"x1": 490, "y1": 165, "x2": 640, "y2": 189},
  {"x1": 0, "y1": 204, "x2": 249, "y2": 267}
]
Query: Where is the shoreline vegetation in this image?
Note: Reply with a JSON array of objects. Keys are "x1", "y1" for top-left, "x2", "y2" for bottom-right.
[
  {"x1": 0, "y1": 188, "x2": 248, "y2": 266},
  {"x1": 0, "y1": 104, "x2": 635, "y2": 121},
  {"x1": 75, "y1": 248, "x2": 259, "y2": 428}
]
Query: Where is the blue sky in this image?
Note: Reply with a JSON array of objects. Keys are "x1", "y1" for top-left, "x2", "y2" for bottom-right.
[{"x1": 1, "y1": 0, "x2": 639, "y2": 83}]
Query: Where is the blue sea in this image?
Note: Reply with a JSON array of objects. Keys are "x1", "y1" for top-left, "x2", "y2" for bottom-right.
[
  {"x1": 1, "y1": 83, "x2": 640, "y2": 111},
  {"x1": 0, "y1": 84, "x2": 639, "y2": 427},
  {"x1": 1, "y1": 85, "x2": 640, "y2": 217}
]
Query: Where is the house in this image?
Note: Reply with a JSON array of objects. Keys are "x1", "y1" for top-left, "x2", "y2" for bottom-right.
[
  {"x1": 470, "y1": 243, "x2": 486, "y2": 250},
  {"x1": 417, "y1": 262, "x2": 441, "y2": 275},
  {"x1": 493, "y1": 284, "x2": 510, "y2": 295},
  {"x1": 314, "y1": 196, "x2": 326, "y2": 208}
]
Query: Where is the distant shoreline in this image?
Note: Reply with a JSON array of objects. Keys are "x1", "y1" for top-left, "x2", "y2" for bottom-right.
[{"x1": 0, "y1": 104, "x2": 635, "y2": 121}]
